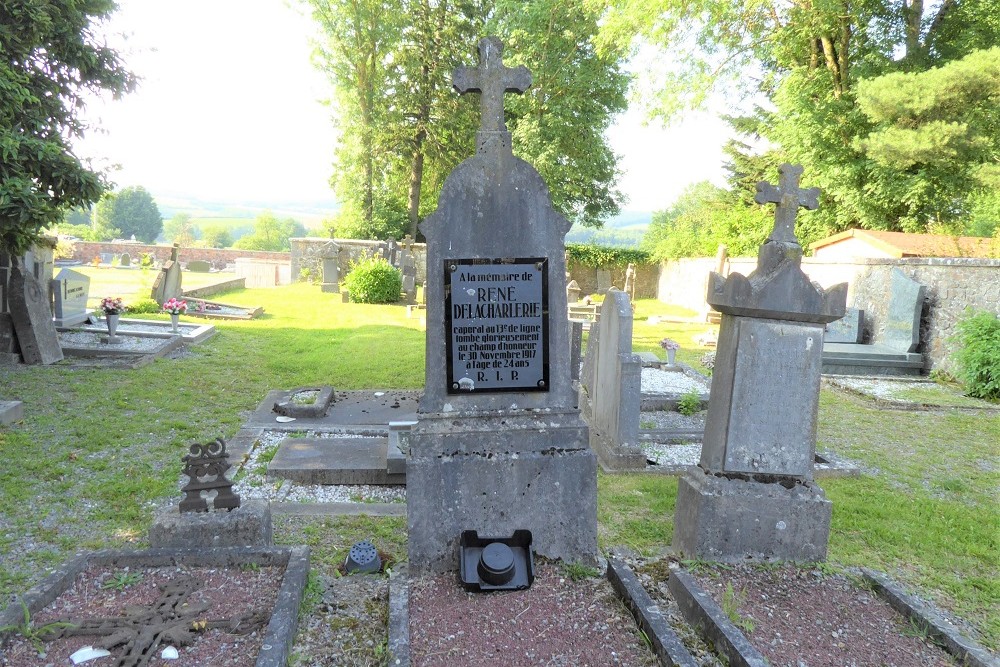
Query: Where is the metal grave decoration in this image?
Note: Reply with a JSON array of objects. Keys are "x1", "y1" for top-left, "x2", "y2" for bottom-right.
[
  {"x1": 445, "y1": 258, "x2": 549, "y2": 393},
  {"x1": 179, "y1": 438, "x2": 241, "y2": 513}
]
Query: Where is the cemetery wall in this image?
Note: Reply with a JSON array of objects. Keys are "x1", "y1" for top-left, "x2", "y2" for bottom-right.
[
  {"x1": 71, "y1": 242, "x2": 289, "y2": 268},
  {"x1": 656, "y1": 256, "x2": 1000, "y2": 372},
  {"x1": 290, "y1": 238, "x2": 428, "y2": 284},
  {"x1": 567, "y1": 260, "x2": 658, "y2": 299}
]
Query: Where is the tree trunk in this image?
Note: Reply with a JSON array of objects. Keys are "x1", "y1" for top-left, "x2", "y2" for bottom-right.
[{"x1": 408, "y1": 126, "x2": 427, "y2": 238}]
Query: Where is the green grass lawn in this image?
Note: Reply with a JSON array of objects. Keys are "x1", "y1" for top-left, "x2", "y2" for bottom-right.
[
  {"x1": 0, "y1": 289, "x2": 996, "y2": 649},
  {"x1": 71, "y1": 265, "x2": 233, "y2": 310}
]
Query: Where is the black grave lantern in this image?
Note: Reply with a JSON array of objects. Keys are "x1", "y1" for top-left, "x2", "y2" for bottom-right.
[{"x1": 459, "y1": 530, "x2": 534, "y2": 591}]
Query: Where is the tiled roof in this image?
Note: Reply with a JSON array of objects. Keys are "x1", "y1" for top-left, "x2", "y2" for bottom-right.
[{"x1": 809, "y1": 229, "x2": 998, "y2": 258}]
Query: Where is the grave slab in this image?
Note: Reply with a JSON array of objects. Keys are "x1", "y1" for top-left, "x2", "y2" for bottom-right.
[
  {"x1": 8, "y1": 262, "x2": 63, "y2": 364},
  {"x1": 68, "y1": 317, "x2": 216, "y2": 344},
  {"x1": 0, "y1": 400, "x2": 24, "y2": 424},
  {"x1": 248, "y1": 389, "x2": 420, "y2": 430},
  {"x1": 267, "y1": 437, "x2": 404, "y2": 485}
]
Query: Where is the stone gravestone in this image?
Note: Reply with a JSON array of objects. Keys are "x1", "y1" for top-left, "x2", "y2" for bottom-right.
[
  {"x1": 8, "y1": 261, "x2": 64, "y2": 364},
  {"x1": 119, "y1": 252, "x2": 131, "y2": 267},
  {"x1": 581, "y1": 289, "x2": 645, "y2": 469},
  {"x1": 673, "y1": 164, "x2": 847, "y2": 562},
  {"x1": 400, "y1": 251, "x2": 417, "y2": 304},
  {"x1": 825, "y1": 307, "x2": 864, "y2": 344},
  {"x1": 407, "y1": 36, "x2": 598, "y2": 573},
  {"x1": 51, "y1": 268, "x2": 91, "y2": 327},
  {"x1": 318, "y1": 240, "x2": 341, "y2": 293},
  {"x1": 151, "y1": 245, "x2": 183, "y2": 305},
  {"x1": 187, "y1": 259, "x2": 211, "y2": 273},
  {"x1": 882, "y1": 269, "x2": 925, "y2": 353}
]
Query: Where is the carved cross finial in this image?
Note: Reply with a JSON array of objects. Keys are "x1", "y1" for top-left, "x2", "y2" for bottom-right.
[
  {"x1": 754, "y1": 163, "x2": 820, "y2": 244},
  {"x1": 453, "y1": 36, "x2": 531, "y2": 133}
]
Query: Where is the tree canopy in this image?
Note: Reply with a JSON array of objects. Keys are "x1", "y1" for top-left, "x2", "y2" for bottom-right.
[
  {"x1": 600, "y1": 0, "x2": 1000, "y2": 253},
  {"x1": 306, "y1": 0, "x2": 629, "y2": 240},
  {"x1": 0, "y1": 0, "x2": 135, "y2": 256},
  {"x1": 93, "y1": 186, "x2": 163, "y2": 243},
  {"x1": 233, "y1": 212, "x2": 306, "y2": 251}
]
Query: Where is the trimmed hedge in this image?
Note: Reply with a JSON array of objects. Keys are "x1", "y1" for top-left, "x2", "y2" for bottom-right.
[
  {"x1": 566, "y1": 243, "x2": 651, "y2": 267},
  {"x1": 343, "y1": 256, "x2": 402, "y2": 304}
]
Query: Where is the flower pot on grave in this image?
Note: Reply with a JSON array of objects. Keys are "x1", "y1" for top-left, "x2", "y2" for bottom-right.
[
  {"x1": 170, "y1": 313, "x2": 180, "y2": 333},
  {"x1": 667, "y1": 348, "x2": 676, "y2": 366},
  {"x1": 105, "y1": 313, "x2": 120, "y2": 343}
]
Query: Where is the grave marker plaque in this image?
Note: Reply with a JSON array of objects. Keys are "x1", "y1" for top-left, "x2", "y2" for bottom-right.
[
  {"x1": 52, "y1": 268, "x2": 91, "y2": 327},
  {"x1": 445, "y1": 258, "x2": 549, "y2": 393}
]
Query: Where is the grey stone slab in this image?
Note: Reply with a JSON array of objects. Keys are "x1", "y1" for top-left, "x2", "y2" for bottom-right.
[
  {"x1": 151, "y1": 259, "x2": 182, "y2": 305},
  {"x1": 672, "y1": 467, "x2": 832, "y2": 562},
  {"x1": 71, "y1": 317, "x2": 217, "y2": 344},
  {"x1": 387, "y1": 429, "x2": 407, "y2": 475},
  {"x1": 149, "y1": 499, "x2": 273, "y2": 548},
  {"x1": 0, "y1": 400, "x2": 23, "y2": 424},
  {"x1": 701, "y1": 318, "x2": 823, "y2": 479},
  {"x1": 272, "y1": 386, "x2": 335, "y2": 418},
  {"x1": 7, "y1": 262, "x2": 63, "y2": 364},
  {"x1": 824, "y1": 307, "x2": 863, "y2": 343},
  {"x1": 884, "y1": 269, "x2": 926, "y2": 353},
  {"x1": 668, "y1": 569, "x2": 770, "y2": 667},
  {"x1": 248, "y1": 389, "x2": 421, "y2": 430},
  {"x1": 861, "y1": 569, "x2": 1000, "y2": 667},
  {"x1": 606, "y1": 559, "x2": 699, "y2": 667},
  {"x1": 267, "y1": 437, "x2": 404, "y2": 485}
]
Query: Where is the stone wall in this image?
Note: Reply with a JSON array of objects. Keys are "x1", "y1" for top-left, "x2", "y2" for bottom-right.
[
  {"x1": 566, "y1": 260, "x2": 658, "y2": 299},
  {"x1": 290, "y1": 238, "x2": 428, "y2": 284},
  {"x1": 71, "y1": 241, "x2": 290, "y2": 269},
  {"x1": 657, "y1": 255, "x2": 1000, "y2": 373}
]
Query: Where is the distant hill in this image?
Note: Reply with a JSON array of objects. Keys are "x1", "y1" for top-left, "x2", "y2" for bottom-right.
[
  {"x1": 565, "y1": 210, "x2": 652, "y2": 247},
  {"x1": 155, "y1": 192, "x2": 339, "y2": 230}
]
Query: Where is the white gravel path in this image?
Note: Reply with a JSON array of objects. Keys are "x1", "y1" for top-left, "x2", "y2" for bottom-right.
[
  {"x1": 57, "y1": 330, "x2": 169, "y2": 353},
  {"x1": 643, "y1": 442, "x2": 701, "y2": 467},
  {"x1": 641, "y1": 367, "x2": 709, "y2": 394}
]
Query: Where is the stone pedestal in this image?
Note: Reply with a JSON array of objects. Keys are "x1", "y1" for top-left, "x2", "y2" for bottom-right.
[
  {"x1": 407, "y1": 410, "x2": 597, "y2": 573},
  {"x1": 674, "y1": 468, "x2": 832, "y2": 562},
  {"x1": 149, "y1": 499, "x2": 272, "y2": 548}
]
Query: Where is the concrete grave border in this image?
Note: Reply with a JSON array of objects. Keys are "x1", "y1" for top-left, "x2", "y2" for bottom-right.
[
  {"x1": 59, "y1": 334, "x2": 183, "y2": 369},
  {"x1": 387, "y1": 564, "x2": 410, "y2": 667},
  {"x1": 668, "y1": 565, "x2": 998, "y2": 667},
  {"x1": 67, "y1": 317, "x2": 217, "y2": 344},
  {"x1": 0, "y1": 546, "x2": 310, "y2": 667}
]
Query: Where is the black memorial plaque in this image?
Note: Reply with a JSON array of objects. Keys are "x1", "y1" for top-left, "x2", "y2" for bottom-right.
[{"x1": 445, "y1": 258, "x2": 549, "y2": 393}]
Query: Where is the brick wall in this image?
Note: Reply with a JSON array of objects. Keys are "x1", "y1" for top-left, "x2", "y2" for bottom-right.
[
  {"x1": 290, "y1": 237, "x2": 428, "y2": 284},
  {"x1": 71, "y1": 241, "x2": 290, "y2": 269},
  {"x1": 565, "y1": 260, "x2": 658, "y2": 300},
  {"x1": 656, "y1": 255, "x2": 1000, "y2": 373}
]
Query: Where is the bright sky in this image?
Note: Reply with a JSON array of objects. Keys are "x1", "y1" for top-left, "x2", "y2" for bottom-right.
[{"x1": 75, "y1": 0, "x2": 730, "y2": 216}]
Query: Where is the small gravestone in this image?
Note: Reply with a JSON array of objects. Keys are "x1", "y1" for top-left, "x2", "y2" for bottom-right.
[
  {"x1": 320, "y1": 241, "x2": 341, "y2": 293},
  {"x1": 187, "y1": 259, "x2": 211, "y2": 272},
  {"x1": 100, "y1": 252, "x2": 112, "y2": 264},
  {"x1": 825, "y1": 307, "x2": 864, "y2": 344},
  {"x1": 597, "y1": 269, "x2": 612, "y2": 293},
  {"x1": 407, "y1": 36, "x2": 597, "y2": 573},
  {"x1": 179, "y1": 438, "x2": 241, "y2": 512},
  {"x1": 151, "y1": 245, "x2": 183, "y2": 305},
  {"x1": 119, "y1": 251, "x2": 131, "y2": 267},
  {"x1": 581, "y1": 289, "x2": 645, "y2": 469},
  {"x1": 8, "y1": 261, "x2": 63, "y2": 364},
  {"x1": 400, "y1": 250, "x2": 417, "y2": 304},
  {"x1": 51, "y1": 267, "x2": 91, "y2": 327},
  {"x1": 674, "y1": 163, "x2": 846, "y2": 562},
  {"x1": 883, "y1": 269, "x2": 925, "y2": 353}
]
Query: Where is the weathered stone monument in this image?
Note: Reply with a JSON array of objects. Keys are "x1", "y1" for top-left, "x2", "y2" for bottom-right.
[
  {"x1": 151, "y1": 244, "x2": 182, "y2": 305},
  {"x1": 580, "y1": 289, "x2": 645, "y2": 470},
  {"x1": 400, "y1": 236, "x2": 418, "y2": 304},
  {"x1": 318, "y1": 240, "x2": 341, "y2": 293},
  {"x1": 673, "y1": 163, "x2": 847, "y2": 561},
  {"x1": 8, "y1": 260, "x2": 63, "y2": 364},
  {"x1": 407, "y1": 36, "x2": 598, "y2": 573}
]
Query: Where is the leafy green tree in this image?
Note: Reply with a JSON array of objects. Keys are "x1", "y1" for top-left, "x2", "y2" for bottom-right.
[
  {"x1": 201, "y1": 226, "x2": 233, "y2": 249},
  {"x1": 307, "y1": 0, "x2": 630, "y2": 238},
  {"x1": 63, "y1": 207, "x2": 92, "y2": 228},
  {"x1": 163, "y1": 213, "x2": 199, "y2": 246},
  {"x1": 599, "y1": 0, "x2": 1000, "y2": 235},
  {"x1": 93, "y1": 186, "x2": 163, "y2": 242},
  {"x1": 0, "y1": 0, "x2": 135, "y2": 256},
  {"x1": 233, "y1": 212, "x2": 305, "y2": 251}
]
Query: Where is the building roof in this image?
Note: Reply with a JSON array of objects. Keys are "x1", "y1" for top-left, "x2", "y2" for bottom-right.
[{"x1": 809, "y1": 229, "x2": 998, "y2": 258}]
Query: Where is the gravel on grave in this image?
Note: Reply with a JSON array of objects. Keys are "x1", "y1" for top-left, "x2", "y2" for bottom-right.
[
  {"x1": 641, "y1": 367, "x2": 708, "y2": 394},
  {"x1": 234, "y1": 429, "x2": 406, "y2": 504},
  {"x1": 690, "y1": 563, "x2": 957, "y2": 667},
  {"x1": 409, "y1": 562, "x2": 659, "y2": 667},
  {"x1": 0, "y1": 564, "x2": 281, "y2": 667},
  {"x1": 57, "y1": 330, "x2": 169, "y2": 353}
]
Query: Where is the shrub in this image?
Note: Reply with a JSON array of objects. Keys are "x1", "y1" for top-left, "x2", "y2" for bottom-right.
[
  {"x1": 126, "y1": 298, "x2": 161, "y2": 314},
  {"x1": 677, "y1": 388, "x2": 702, "y2": 416},
  {"x1": 342, "y1": 257, "x2": 402, "y2": 304},
  {"x1": 951, "y1": 309, "x2": 1000, "y2": 400}
]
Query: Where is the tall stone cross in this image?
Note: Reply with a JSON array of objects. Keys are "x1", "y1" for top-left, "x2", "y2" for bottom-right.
[
  {"x1": 453, "y1": 36, "x2": 531, "y2": 133},
  {"x1": 754, "y1": 163, "x2": 820, "y2": 245}
]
